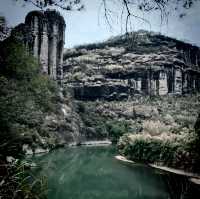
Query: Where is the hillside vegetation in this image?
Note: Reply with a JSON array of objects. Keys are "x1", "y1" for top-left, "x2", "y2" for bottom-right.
[
  {"x1": 0, "y1": 37, "x2": 63, "y2": 159},
  {"x1": 75, "y1": 95, "x2": 200, "y2": 172}
]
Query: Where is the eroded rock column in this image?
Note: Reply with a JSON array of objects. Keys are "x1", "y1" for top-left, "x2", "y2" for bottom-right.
[
  {"x1": 136, "y1": 78, "x2": 142, "y2": 92},
  {"x1": 183, "y1": 73, "x2": 188, "y2": 93},
  {"x1": 150, "y1": 79, "x2": 157, "y2": 95},
  {"x1": 48, "y1": 23, "x2": 58, "y2": 80},
  {"x1": 56, "y1": 28, "x2": 65, "y2": 83},
  {"x1": 32, "y1": 16, "x2": 39, "y2": 58},
  {"x1": 159, "y1": 71, "x2": 168, "y2": 95},
  {"x1": 24, "y1": 10, "x2": 66, "y2": 82},
  {"x1": 40, "y1": 22, "x2": 49, "y2": 74},
  {"x1": 174, "y1": 68, "x2": 182, "y2": 94}
]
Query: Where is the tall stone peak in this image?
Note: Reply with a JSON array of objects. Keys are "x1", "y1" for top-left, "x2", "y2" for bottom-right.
[
  {"x1": 0, "y1": 16, "x2": 11, "y2": 41},
  {"x1": 25, "y1": 9, "x2": 65, "y2": 26},
  {"x1": 12, "y1": 10, "x2": 66, "y2": 83}
]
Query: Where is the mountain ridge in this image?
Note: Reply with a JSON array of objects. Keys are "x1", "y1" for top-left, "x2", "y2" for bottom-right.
[{"x1": 63, "y1": 30, "x2": 200, "y2": 101}]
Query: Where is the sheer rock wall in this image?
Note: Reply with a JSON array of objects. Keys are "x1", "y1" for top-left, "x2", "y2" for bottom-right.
[
  {"x1": 63, "y1": 31, "x2": 200, "y2": 100},
  {"x1": 12, "y1": 10, "x2": 66, "y2": 83},
  {"x1": 0, "y1": 16, "x2": 11, "y2": 41}
]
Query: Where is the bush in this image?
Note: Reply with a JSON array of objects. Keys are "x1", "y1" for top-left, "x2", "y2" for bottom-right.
[
  {"x1": 118, "y1": 132, "x2": 200, "y2": 171},
  {"x1": 142, "y1": 120, "x2": 170, "y2": 136},
  {"x1": 106, "y1": 120, "x2": 131, "y2": 143},
  {"x1": 76, "y1": 102, "x2": 86, "y2": 113},
  {"x1": 0, "y1": 37, "x2": 39, "y2": 80}
]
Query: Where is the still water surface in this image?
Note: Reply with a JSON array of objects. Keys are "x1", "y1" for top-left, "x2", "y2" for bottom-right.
[{"x1": 31, "y1": 146, "x2": 184, "y2": 199}]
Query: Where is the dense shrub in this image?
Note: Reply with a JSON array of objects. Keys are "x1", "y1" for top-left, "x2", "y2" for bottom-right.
[
  {"x1": 118, "y1": 132, "x2": 200, "y2": 172},
  {"x1": 142, "y1": 120, "x2": 170, "y2": 136},
  {"x1": 105, "y1": 120, "x2": 131, "y2": 143}
]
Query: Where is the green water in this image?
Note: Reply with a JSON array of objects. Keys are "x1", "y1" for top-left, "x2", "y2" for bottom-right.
[{"x1": 31, "y1": 146, "x2": 175, "y2": 199}]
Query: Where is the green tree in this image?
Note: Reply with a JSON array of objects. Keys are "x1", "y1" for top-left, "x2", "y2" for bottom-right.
[{"x1": 0, "y1": 37, "x2": 58, "y2": 158}]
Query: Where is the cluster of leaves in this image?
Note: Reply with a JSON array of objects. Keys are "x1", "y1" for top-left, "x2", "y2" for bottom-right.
[
  {"x1": 16, "y1": 0, "x2": 84, "y2": 11},
  {"x1": 0, "y1": 37, "x2": 59, "y2": 158},
  {"x1": 0, "y1": 160, "x2": 47, "y2": 199},
  {"x1": 105, "y1": 120, "x2": 131, "y2": 143}
]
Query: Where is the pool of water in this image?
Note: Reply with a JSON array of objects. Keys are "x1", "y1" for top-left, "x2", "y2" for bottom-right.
[{"x1": 30, "y1": 146, "x2": 197, "y2": 199}]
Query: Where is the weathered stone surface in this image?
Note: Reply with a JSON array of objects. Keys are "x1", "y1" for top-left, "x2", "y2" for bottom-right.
[
  {"x1": 0, "y1": 16, "x2": 10, "y2": 41},
  {"x1": 159, "y1": 71, "x2": 168, "y2": 95},
  {"x1": 174, "y1": 68, "x2": 183, "y2": 94},
  {"x1": 12, "y1": 10, "x2": 66, "y2": 83},
  {"x1": 63, "y1": 30, "x2": 200, "y2": 100}
]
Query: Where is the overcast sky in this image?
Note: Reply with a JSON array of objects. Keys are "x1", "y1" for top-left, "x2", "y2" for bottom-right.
[{"x1": 0, "y1": 0, "x2": 200, "y2": 48}]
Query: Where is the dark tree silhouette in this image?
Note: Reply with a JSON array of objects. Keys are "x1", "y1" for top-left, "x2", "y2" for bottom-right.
[
  {"x1": 101, "y1": 0, "x2": 200, "y2": 31},
  {"x1": 15, "y1": 0, "x2": 199, "y2": 12},
  {"x1": 15, "y1": 0, "x2": 85, "y2": 10}
]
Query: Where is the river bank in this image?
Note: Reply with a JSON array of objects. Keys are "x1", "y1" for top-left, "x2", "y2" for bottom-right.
[{"x1": 115, "y1": 154, "x2": 200, "y2": 185}]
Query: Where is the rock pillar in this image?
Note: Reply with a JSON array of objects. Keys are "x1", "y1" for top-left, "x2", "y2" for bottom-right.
[
  {"x1": 159, "y1": 71, "x2": 168, "y2": 95},
  {"x1": 40, "y1": 22, "x2": 49, "y2": 74},
  {"x1": 150, "y1": 79, "x2": 157, "y2": 95},
  {"x1": 183, "y1": 73, "x2": 188, "y2": 93},
  {"x1": 32, "y1": 16, "x2": 39, "y2": 58},
  {"x1": 174, "y1": 68, "x2": 182, "y2": 94},
  {"x1": 24, "y1": 10, "x2": 66, "y2": 82},
  {"x1": 48, "y1": 23, "x2": 58, "y2": 80},
  {"x1": 56, "y1": 27, "x2": 65, "y2": 84},
  {"x1": 136, "y1": 78, "x2": 142, "y2": 92}
]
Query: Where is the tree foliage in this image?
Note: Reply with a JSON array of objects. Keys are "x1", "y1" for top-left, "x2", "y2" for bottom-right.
[
  {"x1": 15, "y1": 0, "x2": 84, "y2": 10},
  {"x1": 0, "y1": 37, "x2": 59, "y2": 158},
  {"x1": 16, "y1": 0, "x2": 199, "y2": 11}
]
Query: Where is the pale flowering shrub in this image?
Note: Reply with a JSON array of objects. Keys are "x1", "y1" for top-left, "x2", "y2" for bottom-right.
[{"x1": 142, "y1": 120, "x2": 170, "y2": 136}]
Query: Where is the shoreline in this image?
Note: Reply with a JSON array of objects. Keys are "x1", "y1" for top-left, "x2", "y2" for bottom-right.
[
  {"x1": 115, "y1": 155, "x2": 135, "y2": 163},
  {"x1": 115, "y1": 154, "x2": 200, "y2": 184},
  {"x1": 149, "y1": 164, "x2": 200, "y2": 178},
  {"x1": 69, "y1": 140, "x2": 112, "y2": 147}
]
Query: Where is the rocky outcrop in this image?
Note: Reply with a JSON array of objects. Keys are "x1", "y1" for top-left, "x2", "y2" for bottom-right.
[
  {"x1": 3, "y1": 11, "x2": 84, "y2": 146},
  {"x1": 0, "y1": 16, "x2": 10, "y2": 41},
  {"x1": 12, "y1": 10, "x2": 65, "y2": 83},
  {"x1": 63, "y1": 31, "x2": 200, "y2": 100}
]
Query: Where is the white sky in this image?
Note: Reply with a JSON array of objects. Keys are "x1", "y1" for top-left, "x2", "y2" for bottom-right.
[{"x1": 0, "y1": 0, "x2": 200, "y2": 48}]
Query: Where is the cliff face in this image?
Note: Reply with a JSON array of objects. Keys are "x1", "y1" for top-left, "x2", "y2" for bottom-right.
[
  {"x1": 12, "y1": 10, "x2": 66, "y2": 83},
  {"x1": 1, "y1": 11, "x2": 84, "y2": 146},
  {"x1": 63, "y1": 31, "x2": 200, "y2": 100},
  {"x1": 0, "y1": 16, "x2": 10, "y2": 41}
]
